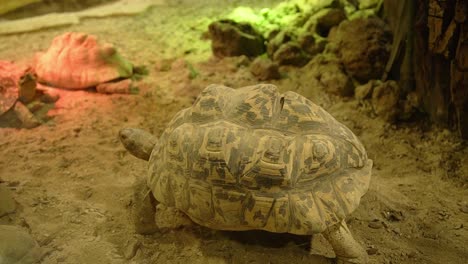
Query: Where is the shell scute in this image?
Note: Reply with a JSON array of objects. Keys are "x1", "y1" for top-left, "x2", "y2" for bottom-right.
[
  {"x1": 223, "y1": 84, "x2": 281, "y2": 127},
  {"x1": 187, "y1": 180, "x2": 214, "y2": 221},
  {"x1": 242, "y1": 193, "x2": 275, "y2": 228}
]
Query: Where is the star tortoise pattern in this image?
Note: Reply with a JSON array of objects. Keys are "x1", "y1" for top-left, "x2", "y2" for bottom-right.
[{"x1": 148, "y1": 84, "x2": 372, "y2": 235}]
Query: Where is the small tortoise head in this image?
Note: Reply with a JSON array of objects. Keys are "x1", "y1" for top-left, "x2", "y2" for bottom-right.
[{"x1": 119, "y1": 128, "x2": 158, "y2": 161}]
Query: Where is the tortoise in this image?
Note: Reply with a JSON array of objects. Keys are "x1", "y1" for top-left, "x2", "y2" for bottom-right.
[
  {"x1": 0, "y1": 63, "x2": 42, "y2": 129},
  {"x1": 34, "y1": 32, "x2": 136, "y2": 94},
  {"x1": 119, "y1": 84, "x2": 372, "y2": 264}
]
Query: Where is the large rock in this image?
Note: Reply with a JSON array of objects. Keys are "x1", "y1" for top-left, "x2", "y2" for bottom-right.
[
  {"x1": 328, "y1": 17, "x2": 392, "y2": 82},
  {"x1": 0, "y1": 225, "x2": 43, "y2": 264},
  {"x1": 305, "y1": 54, "x2": 354, "y2": 96},
  {"x1": 208, "y1": 19, "x2": 265, "y2": 58},
  {"x1": 315, "y1": 8, "x2": 347, "y2": 36}
]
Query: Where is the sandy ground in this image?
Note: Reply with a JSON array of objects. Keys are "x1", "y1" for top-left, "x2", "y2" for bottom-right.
[{"x1": 1, "y1": 1, "x2": 467, "y2": 264}]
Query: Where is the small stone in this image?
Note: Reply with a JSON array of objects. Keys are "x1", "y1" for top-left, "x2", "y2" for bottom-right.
[
  {"x1": 366, "y1": 247, "x2": 378, "y2": 255},
  {"x1": 382, "y1": 209, "x2": 405, "y2": 222},
  {"x1": 407, "y1": 251, "x2": 417, "y2": 258},
  {"x1": 235, "y1": 55, "x2": 251, "y2": 68},
  {"x1": 371, "y1": 80, "x2": 400, "y2": 122},
  {"x1": 154, "y1": 58, "x2": 175, "y2": 72},
  {"x1": 298, "y1": 33, "x2": 326, "y2": 56},
  {"x1": 392, "y1": 227, "x2": 401, "y2": 235},
  {"x1": 124, "y1": 239, "x2": 140, "y2": 260},
  {"x1": 273, "y1": 42, "x2": 310, "y2": 66},
  {"x1": 267, "y1": 30, "x2": 295, "y2": 58},
  {"x1": 460, "y1": 203, "x2": 468, "y2": 214},
  {"x1": 368, "y1": 219, "x2": 383, "y2": 229},
  {"x1": 250, "y1": 57, "x2": 281, "y2": 81},
  {"x1": 355, "y1": 81, "x2": 375, "y2": 100}
]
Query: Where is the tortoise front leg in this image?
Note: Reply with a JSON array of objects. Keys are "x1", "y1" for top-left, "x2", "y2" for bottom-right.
[
  {"x1": 322, "y1": 220, "x2": 368, "y2": 264},
  {"x1": 14, "y1": 102, "x2": 41, "y2": 129},
  {"x1": 132, "y1": 176, "x2": 159, "y2": 234}
]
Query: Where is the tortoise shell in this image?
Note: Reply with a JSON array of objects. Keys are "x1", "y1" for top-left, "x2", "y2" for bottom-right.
[
  {"x1": 34, "y1": 32, "x2": 133, "y2": 89},
  {"x1": 148, "y1": 84, "x2": 372, "y2": 235}
]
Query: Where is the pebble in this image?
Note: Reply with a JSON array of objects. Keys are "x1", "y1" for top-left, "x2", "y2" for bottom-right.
[
  {"x1": 459, "y1": 204, "x2": 468, "y2": 214},
  {"x1": 366, "y1": 247, "x2": 378, "y2": 255},
  {"x1": 124, "y1": 240, "x2": 141, "y2": 260},
  {"x1": 368, "y1": 220, "x2": 384, "y2": 229}
]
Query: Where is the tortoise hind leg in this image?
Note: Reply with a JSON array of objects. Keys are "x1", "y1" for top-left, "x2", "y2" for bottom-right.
[
  {"x1": 321, "y1": 220, "x2": 368, "y2": 264},
  {"x1": 132, "y1": 177, "x2": 159, "y2": 234}
]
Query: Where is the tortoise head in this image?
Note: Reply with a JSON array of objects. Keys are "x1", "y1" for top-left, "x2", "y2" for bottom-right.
[{"x1": 119, "y1": 128, "x2": 158, "y2": 161}]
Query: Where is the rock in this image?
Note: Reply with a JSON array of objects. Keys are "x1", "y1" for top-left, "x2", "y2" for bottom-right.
[
  {"x1": 371, "y1": 81, "x2": 400, "y2": 122},
  {"x1": 273, "y1": 42, "x2": 310, "y2": 66},
  {"x1": 460, "y1": 203, "x2": 468, "y2": 214},
  {"x1": 250, "y1": 57, "x2": 281, "y2": 81},
  {"x1": 298, "y1": 33, "x2": 326, "y2": 56},
  {"x1": 368, "y1": 219, "x2": 383, "y2": 229},
  {"x1": 328, "y1": 18, "x2": 392, "y2": 82},
  {"x1": 315, "y1": 8, "x2": 347, "y2": 37},
  {"x1": 235, "y1": 55, "x2": 251, "y2": 68},
  {"x1": 154, "y1": 58, "x2": 175, "y2": 72},
  {"x1": 0, "y1": 225, "x2": 43, "y2": 264},
  {"x1": 366, "y1": 247, "x2": 378, "y2": 255},
  {"x1": 355, "y1": 81, "x2": 374, "y2": 100},
  {"x1": 399, "y1": 91, "x2": 421, "y2": 121},
  {"x1": 208, "y1": 19, "x2": 265, "y2": 58},
  {"x1": 0, "y1": 185, "x2": 16, "y2": 217},
  {"x1": 359, "y1": 0, "x2": 383, "y2": 10},
  {"x1": 123, "y1": 239, "x2": 140, "y2": 260},
  {"x1": 267, "y1": 30, "x2": 295, "y2": 58},
  {"x1": 305, "y1": 54, "x2": 354, "y2": 96}
]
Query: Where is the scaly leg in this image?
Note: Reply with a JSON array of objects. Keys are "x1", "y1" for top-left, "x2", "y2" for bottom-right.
[
  {"x1": 322, "y1": 220, "x2": 368, "y2": 264},
  {"x1": 132, "y1": 176, "x2": 159, "y2": 234}
]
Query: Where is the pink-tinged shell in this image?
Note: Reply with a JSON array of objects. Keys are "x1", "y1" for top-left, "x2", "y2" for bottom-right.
[{"x1": 34, "y1": 32, "x2": 133, "y2": 89}]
